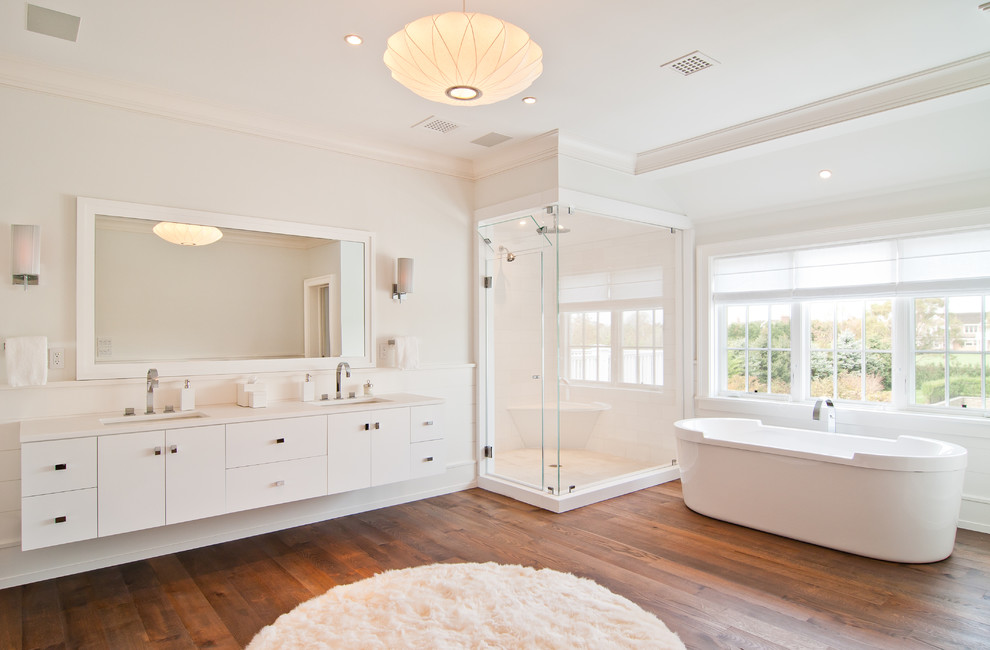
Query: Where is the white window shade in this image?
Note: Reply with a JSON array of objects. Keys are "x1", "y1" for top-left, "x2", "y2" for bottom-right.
[
  {"x1": 712, "y1": 228, "x2": 990, "y2": 304},
  {"x1": 560, "y1": 267, "x2": 662, "y2": 304}
]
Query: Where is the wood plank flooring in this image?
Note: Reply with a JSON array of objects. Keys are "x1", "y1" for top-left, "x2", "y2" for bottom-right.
[{"x1": 2, "y1": 481, "x2": 989, "y2": 649}]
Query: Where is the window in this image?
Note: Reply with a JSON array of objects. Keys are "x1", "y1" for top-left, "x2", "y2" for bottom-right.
[
  {"x1": 724, "y1": 304, "x2": 790, "y2": 395},
  {"x1": 565, "y1": 309, "x2": 663, "y2": 387},
  {"x1": 710, "y1": 225, "x2": 990, "y2": 413},
  {"x1": 567, "y1": 311, "x2": 611, "y2": 382},
  {"x1": 809, "y1": 300, "x2": 892, "y2": 402},
  {"x1": 913, "y1": 296, "x2": 987, "y2": 409},
  {"x1": 561, "y1": 266, "x2": 665, "y2": 388}
]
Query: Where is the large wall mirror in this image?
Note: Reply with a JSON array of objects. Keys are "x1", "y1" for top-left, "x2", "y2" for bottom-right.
[{"x1": 77, "y1": 197, "x2": 374, "y2": 380}]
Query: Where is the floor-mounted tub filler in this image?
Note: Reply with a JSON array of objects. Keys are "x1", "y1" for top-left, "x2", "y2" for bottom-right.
[{"x1": 673, "y1": 418, "x2": 968, "y2": 563}]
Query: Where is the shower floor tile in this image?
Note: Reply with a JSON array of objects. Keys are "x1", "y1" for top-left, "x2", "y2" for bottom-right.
[{"x1": 492, "y1": 448, "x2": 658, "y2": 492}]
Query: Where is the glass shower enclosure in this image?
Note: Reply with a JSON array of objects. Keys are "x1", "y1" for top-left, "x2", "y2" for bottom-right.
[{"x1": 478, "y1": 205, "x2": 684, "y2": 511}]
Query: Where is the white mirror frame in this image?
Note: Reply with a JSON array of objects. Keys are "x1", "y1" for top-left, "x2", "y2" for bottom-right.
[{"x1": 76, "y1": 197, "x2": 375, "y2": 380}]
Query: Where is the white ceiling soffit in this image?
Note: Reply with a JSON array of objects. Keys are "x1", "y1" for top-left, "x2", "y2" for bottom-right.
[{"x1": 636, "y1": 52, "x2": 990, "y2": 174}]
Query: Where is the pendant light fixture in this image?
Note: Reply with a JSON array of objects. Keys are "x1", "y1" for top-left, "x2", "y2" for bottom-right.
[
  {"x1": 383, "y1": 3, "x2": 543, "y2": 106},
  {"x1": 152, "y1": 222, "x2": 223, "y2": 246}
]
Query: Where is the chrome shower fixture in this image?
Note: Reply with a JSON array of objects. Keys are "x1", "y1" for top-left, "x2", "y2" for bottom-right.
[
  {"x1": 536, "y1": 224, "x2": 570, "y2": 235},
  {"x1": 498, "y1": 245, "x2": 516, "y2": 262}
]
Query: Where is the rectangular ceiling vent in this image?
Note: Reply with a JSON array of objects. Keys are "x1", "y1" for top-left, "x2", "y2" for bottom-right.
[
  {"x1": 471, "y1": 132, "x2": 512, "y2": 147},
  {"x1": 662, "y1": 51, "x2": 719, "y2": 76},
  {"x1": 412, "y1": 116, "x2": 462, "y2": 135},
  {"x1": 26, "y1": 4, "x2": 81, "y2": 42}
]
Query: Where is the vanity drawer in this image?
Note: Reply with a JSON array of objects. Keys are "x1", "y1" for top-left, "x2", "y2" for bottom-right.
[
  {"x1": 410, "y1": 439, "x2": 446, "y2": 479},
  {"x1": 225, "y1": 456, "x2": 327, "y2": 513},
  {"x1": 410, "y1": 405, "x2": 442, "y2": 443},
  {"x1": 21, "y1": 488, "x2": 98, "y2": 550},
  {"x1": 21, "y1": 437, "x2": 97, "y2": 497},
  {"x1": 226, "y1": 416, "x2": 327, "y2": 468}
]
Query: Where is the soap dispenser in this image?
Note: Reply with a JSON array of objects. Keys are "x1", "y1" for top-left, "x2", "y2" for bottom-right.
[
  {"x1": 301, "y1": 373, "x2": 316, "y2": 402},
  {"x1": 180, "y1": 379, "x2": 195, "y2": 411}
]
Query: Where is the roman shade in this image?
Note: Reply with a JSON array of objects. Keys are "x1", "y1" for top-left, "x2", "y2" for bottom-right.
[{"x1": 711, "y1": 227, "x2": 990, "y2": 304}]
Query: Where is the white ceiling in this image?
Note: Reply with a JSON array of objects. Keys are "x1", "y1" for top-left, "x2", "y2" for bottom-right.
[{"x1": 2, "y1": 0, "x2": 989, "y2": 221}]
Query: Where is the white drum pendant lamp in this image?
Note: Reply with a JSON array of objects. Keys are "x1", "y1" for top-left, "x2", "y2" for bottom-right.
[{"x1": 384, "y1": 10, "x2": 543, "y2": 106}]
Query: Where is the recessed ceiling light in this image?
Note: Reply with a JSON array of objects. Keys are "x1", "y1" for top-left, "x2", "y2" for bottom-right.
[
  {"x1": 344, "y1": 34, "x2": 363, "y2": 45},
  {"x1": 819, "y1": 169, "x2": 833, "y2": 179},
  {"x1": 522, "y1": 96, "x2": 537, "y2": 104}
]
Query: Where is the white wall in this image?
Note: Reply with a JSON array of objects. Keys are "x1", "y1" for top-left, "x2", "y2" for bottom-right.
[{"x1": 0, "y1": 86, "x2": 478, "y2": 586}]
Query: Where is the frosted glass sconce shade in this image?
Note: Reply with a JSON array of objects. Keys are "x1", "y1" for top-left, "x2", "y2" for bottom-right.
[
  {"x1": 11, "y1": 224, "x2": 41, "y2": 286},
  {"x1": 393, "y1": 257, "x2": 414, "y2": 301},
  {"x1": 153, "y1": 221, "x2": 223, "y2": 246}
]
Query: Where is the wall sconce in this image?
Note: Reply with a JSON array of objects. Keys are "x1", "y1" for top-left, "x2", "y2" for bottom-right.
[
  {"x1": 11, "y1": 224, "x2": 41, "y2": 287},
  {"x1": 392, "y1": 257, "x2": 414, "y2": 301}
]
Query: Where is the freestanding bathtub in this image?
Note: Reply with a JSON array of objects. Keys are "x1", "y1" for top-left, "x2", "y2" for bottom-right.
[
  {"x1": 674, "y1": 418, "x2": 967, "y2": 563},
  {"x1": 508, "y1": 401, "x2": 610, "y2": 448}
]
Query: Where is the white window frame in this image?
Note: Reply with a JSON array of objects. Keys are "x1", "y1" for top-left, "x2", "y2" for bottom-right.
[
  {"x1": 699, "y1": 208, "x2": 990, "y2": 418},
  {"x1": 562, "y1": 303, "x2": 664, "y2": 390}
]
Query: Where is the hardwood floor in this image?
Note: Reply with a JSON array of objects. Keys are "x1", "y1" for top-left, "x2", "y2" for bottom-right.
[{"x1": 2, "y1": 481, "x2": 989, "y2": 649}]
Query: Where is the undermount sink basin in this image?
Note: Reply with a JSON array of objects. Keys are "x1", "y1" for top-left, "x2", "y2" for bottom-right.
[
  {"x1": 314, "y1": 396, "x2": 390, "y2": 406},
  {"x1": 100, "y1": 410, "x2": 209, "y2": 425}
]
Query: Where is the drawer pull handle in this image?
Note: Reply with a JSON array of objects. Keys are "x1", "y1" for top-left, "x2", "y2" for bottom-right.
[
  {"x1": 55, "y1": 516, "x2": 67, "y2": 524},
  {"x1": 424, "y1": 420, "x2": 434, "y2": 426},
  {"x1": 274, "y1": 480, "x2": 285, "y2": 487},
  {"x1": 55, "y1": 463, "x2": 67, "y2": 471},
  {"x1": 276, "y1": 437, "x2": 285, "y2": 444},
  {"x1": 170, "y1": 445, "x2": 178, "y2": 454},
  {"x1": 154, "y1": 446, "x2": 162, "y2": 456},
  {"x1": 424, "y1": 456, "x2": 434, "y2": 462}
]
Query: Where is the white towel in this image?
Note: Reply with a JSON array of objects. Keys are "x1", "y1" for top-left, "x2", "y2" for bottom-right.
[
  {"x1": 5, "y1": 336, "x2": 48, "y2": 386},
  {"x1": 394, "y1": 336, "x2": 419, "y2": 370}
]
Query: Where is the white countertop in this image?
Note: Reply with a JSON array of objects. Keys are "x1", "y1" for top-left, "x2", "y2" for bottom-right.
[{"x1": 20, "y1": 393, "x2": 442, "y2": 443}]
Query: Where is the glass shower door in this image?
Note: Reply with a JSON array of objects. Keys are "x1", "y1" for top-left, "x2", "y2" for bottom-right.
[{"x1": 478, "y1": 216, "x2": 554, "y2": 491}]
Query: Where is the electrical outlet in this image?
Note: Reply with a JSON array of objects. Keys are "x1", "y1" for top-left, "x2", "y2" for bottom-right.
[
  {"x1": 379, "y1": 343, "x2": 388, "y2": 361},
  {"x1": 97, "y1": 337, "x2": 112, "y2": 358},
  {"x1": 49, "y1": 347, "x2": 65, "y2": 369}
]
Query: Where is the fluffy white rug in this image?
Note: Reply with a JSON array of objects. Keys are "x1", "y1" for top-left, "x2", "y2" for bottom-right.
[{"x1": 247, "y1": 562, "x2": 684, "y2": 649}]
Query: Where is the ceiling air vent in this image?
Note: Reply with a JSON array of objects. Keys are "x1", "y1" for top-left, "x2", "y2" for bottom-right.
[
  {"x1": 471, "y1": 132, "x2": 512, "y2": 147},
  {"x1": 662, "y1": 51, "x2": 719, "y2": 76},
  {"x1": 26, "y1": 4, "x2": 81, "y2": 42},
  {"x1": 412, "y1": 116, "x2": 462, "y2": 135}
]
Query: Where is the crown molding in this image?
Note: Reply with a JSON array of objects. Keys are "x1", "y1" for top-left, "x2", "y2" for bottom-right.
[
  {"x1": 636, "y1": 51, "x2": 990, "y2": 174},
  {"x1": 0, "y1": 54, "x2": 475, "y2": 180},
  {"x1": 470, "y1": 130, "x2": 562, "y2": 180}
]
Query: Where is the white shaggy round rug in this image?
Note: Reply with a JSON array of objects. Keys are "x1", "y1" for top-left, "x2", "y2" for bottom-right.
[{"x1": 247, "y1": 562, "x2": 684, "y2": 649}]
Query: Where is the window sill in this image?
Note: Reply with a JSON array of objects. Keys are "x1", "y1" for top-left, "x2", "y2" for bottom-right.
[{"x1": 695, "y1": 396, "x2": 990, "y2": 439}]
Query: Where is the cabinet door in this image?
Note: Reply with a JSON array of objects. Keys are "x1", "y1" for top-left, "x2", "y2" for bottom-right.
[
  {"x1": 98, "y1": 430, "x2": 165, "y2": 537},
  {"x1": 165, "y1": 424, "x2": 226, "y2": 525},
  {"x1": 327, "y1": 411, "x2": 372, "y2": 494},
  {"x1": 371, "y1": 408, "x2": 411, "y2": 486}
]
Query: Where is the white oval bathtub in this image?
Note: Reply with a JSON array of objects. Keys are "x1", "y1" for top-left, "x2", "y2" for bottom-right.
[
  {"x1": 508, "y1": 401, "x2": 610, "y2": 448},
  {"x1": 673, "y1": 418, "x2": 967, "y2": 563}
]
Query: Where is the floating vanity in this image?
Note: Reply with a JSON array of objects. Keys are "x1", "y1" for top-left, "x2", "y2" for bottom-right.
[{"x1": 19, "y1": 394, "x2": 444, "y2": 551}]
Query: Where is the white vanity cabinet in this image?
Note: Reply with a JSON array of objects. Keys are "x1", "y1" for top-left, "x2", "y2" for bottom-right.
[
  {"x1": 327, "y1": 408, "x2": 410, "y2": 494},
  {"x1": 97, "y1": 424, "x2": 227, "y2": 536},
  {"x1": 21, "y1": 437, "x2": 98, "y2": 551},
  {"x1": 225, "y1": 415, "x2": 328, "y2": 513},
  {"x1": 20, "y1": 394, "x2": 443, "y2": 551},
  {"x1": 410, "y1": 404, "x2": 445, "y2": 479}
]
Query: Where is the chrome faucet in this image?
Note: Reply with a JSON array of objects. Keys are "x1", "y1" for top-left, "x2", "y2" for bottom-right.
[
  {"x1": 335, "y1": 361, "x2": 351, "y2": 400},
  {"x1": 146, "y1": 368, "x2": 159, "y2": 414},
  {"x1": 812, "y1": 398, "x2": 835, "y2": 432}
]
